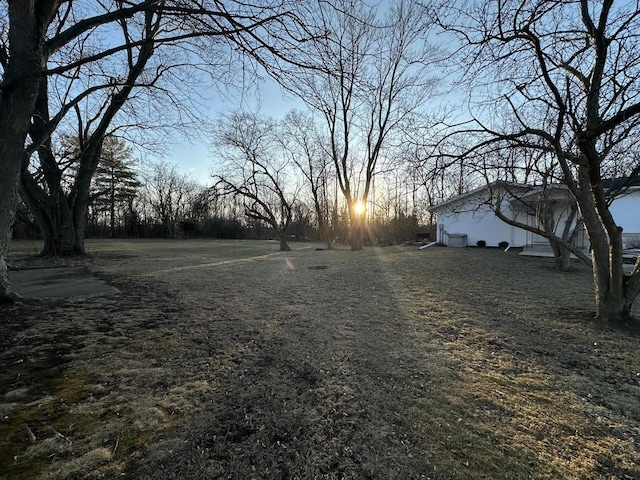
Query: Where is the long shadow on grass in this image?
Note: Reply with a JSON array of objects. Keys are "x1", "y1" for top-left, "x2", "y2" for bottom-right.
[{"x1": 126, "y1": 247, "x2": 567, "y2": 480}]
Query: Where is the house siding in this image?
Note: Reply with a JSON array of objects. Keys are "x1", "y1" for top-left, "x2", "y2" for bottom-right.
[
  {"x1": 610, "y1": 189, "x2": 640, "y2": 247},
  {"x1": 430, "y1": 183, "x2": 639, "y2": 250},
  {"x1": 436, "y1": 201, "x2": 527, "y2": 247},
  {"x1": 610, "y1": 189, "x2": 640, "y2": 234}
]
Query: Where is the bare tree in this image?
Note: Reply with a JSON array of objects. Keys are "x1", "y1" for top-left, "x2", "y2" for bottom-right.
[
  {"x1": 212, "y1": 112, "x2": 301, "y2": 251},
  {"x1": 139, "y1": 160, "x2": 199, "y2": 238},
  {"x1": 19, "y1": 5, "x2": 164, "y2": 255},
  {"x1": 273, "y1": 0, "x2": 439, "y2": 250},
  {"x1": 0, "y1": 0, "x2": 322, "y2": 302},
  {"x1": 435, "y1": 0, "x2": 640, "y2": 322},
  {"x1": 278, "y1": 110, "x2": 335, "y2": 248}
]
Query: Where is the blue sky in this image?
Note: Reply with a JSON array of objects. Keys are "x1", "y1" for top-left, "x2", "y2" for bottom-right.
[{"x1": 166, "y1": 77, "x2": 305, "y2": 186}]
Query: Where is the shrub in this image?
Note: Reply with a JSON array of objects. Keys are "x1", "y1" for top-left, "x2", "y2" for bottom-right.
[
  {"x1": 476, "y1": 240, "x2": 487, "y2": 248},
  {"x1": 498, "y1": 241, "x2": 509, "y2": 249}
]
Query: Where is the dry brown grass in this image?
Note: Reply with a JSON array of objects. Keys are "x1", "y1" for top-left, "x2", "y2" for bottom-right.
[{"x1": 1, "y1": 239, "x2": 640, "y2": 479}]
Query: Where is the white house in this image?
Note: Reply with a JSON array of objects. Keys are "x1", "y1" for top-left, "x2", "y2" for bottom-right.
[
  {"x1": 428, "y1": 181, "x2": 640, "y2": 251},
  {"x1": 609, "y1": 191, "x2": 640, "y2": 248}
]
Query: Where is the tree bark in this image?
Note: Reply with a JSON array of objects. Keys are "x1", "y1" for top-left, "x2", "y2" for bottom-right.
[
  {"x1": 574, "y1": 164, "x2": 633, "y2": 323},
  {"x1": 549, "y1": 241, "x2": 572, "y2": 272},
  {"x1": 278, "y1": 234, "x2": 291, "y2": 252},
  {"x1": 0, "y1": 1, "x2": 55, "y2": 302},
  {"x1": 349, "y1": 203, "x2": 364, "y2": 251},
  {"x1": 19, "y1": 171, "x2": 84, "y2": 256}
]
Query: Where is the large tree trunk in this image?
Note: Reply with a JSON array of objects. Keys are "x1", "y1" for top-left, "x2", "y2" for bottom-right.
[
  {"x1": 20, "y1": 138, "x2": 102, "y2": 257},
  {"x1": 38, "y1": 202, "x2": 83, "y2": 256},
  {"x1": 278, "y1": 232, "x2": 291, "y2": 252},
  {"x1": 588, "y1": 231, "x2": 637, "y2": 323},
  {"x1": 42, "y1": 199, "x2": 85, "y2": 256},
  {"x1": 0, "y1": 196, "x2": 21, "y2": 303},
  {"x1": 576, "y1": 165, "x2": 637, "y2": 323},
  {"x1": 0, "y1": 1, "x2": 53, "y2": 302},
  {"x1": 20, "y1": 160, "x2": 86, "y2": 256},
  {"x1": 19, "y1": 189, "x2": 86, "y2": 256},
  {"x1": 0, "y1": 137, "x2": 24, "y2": 301}
]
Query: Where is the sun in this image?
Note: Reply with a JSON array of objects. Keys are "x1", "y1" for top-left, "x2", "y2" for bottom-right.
[{"x1": 353, "y1": 200, "x2": 366, "y2": 216}]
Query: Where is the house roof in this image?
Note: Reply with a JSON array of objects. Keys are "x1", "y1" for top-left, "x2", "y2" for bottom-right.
[
  {"x1": 428, "y1": 177, "x2": 638, "y2": 213},
  {"x1": 427, "y1": 181, "x2": 532, "y2": 212},
  {"x1": 427, "y1": 184, "x2": 491, "y2": 212},
  {"x1": 601, "y1": 176, "x2": 640, "y2": 190}
]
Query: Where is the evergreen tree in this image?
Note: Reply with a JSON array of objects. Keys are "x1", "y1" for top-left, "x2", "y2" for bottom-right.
[{"x1": 90, "y1": 136, "x2": 141, "y2": 237}]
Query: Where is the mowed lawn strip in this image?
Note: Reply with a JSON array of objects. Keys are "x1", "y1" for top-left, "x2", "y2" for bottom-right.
[{"x1": 1, "y1": 239, "x2": 639, "y2": 479}]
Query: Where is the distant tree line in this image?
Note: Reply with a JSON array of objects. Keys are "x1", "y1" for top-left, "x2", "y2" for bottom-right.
[{"x1": 12, "y1": 134, "x2": 433, "y2": 246}]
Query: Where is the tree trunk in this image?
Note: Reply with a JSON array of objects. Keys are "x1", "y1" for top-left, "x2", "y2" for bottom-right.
[
  {"x1": 350, "y1": 222, "x2": 363, "y2": 250},
  {"x1": 40, "y1": 207, "x2": 84, "y2": 256},
  {"x1": 110, "y1": 179, "x2": 116, "y2": 237},
  {"x1": 278, "y1": 233, "x2": 291, "y2": 252},
  {"x1": 0, "y1": 200, "x2": 20, "y2": 303},
  {"x1": 0, "y1": 133, "x2": 24, "y2": 301},
  {"x1": 20, "y1": 165, "x2": 86, "y2": 256},
  {"x1": 349, "y1": 203, "x2": 364, "y2": 251},
  {"x1": 0, "y1": 1, "x2": 52, "y2": 302},
  {"x1": 312, "y1": 196, "x2": 333, "y2": 249},
  {"x1": 590, "y1": 234, "x2": 633, "y2": 323},
  {"x1": 575, "y1": 165, "x2": 635, "y2": 323},
  {"x1": 549, "y1": 241, "x2": 572, "y2": 272}
]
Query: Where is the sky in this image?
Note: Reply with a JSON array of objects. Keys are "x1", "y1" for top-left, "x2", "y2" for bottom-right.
[
  {"x1": 165, "y1": 76, "x2": 305, "y2": 186},
  {"x1": 159, "y1": 0, "x2": 449, "y2": 187},
  {"x1": 159, "y1": 0, "x2": 397, "y2": 186}
]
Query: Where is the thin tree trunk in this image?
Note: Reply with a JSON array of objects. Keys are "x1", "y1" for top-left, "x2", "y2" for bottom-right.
[
  {"x1": 110, "y1": 175, "x2": 116, "y2": 237},
  {"x1": 349, "y1": 203, "x2": 363, "y2": 251},
  {"x1": 549, "y1": 241, "x2": 572, "y2": 271},
  {"x1": 313, "y1": 196, "x2": 333, "y2": 249}
]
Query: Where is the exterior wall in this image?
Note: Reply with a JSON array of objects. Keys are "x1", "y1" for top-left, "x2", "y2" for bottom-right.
[
  {"x1": 432, "y1": 186, "x2": 639, "y2": 250},
  {"x1": 524, "y1": 203, "x2": 587, "y2": 249},
  {"x1": 610, "y1": 189, "x2": 640, "y2": 233},
  {"x1": 610, "y1": 189, "x2": 640, "y2": 248},
  {"x1": 435, "y1": 201, "x2": 527, "y2": 247}
]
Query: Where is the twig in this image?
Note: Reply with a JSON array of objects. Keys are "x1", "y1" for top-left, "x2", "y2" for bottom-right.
[
  {"x1": 25, "y1": 424, "x2": 36, "y2": 444},
  {"x1": 51, "y1": 427, "x2": 72, "y2": 444}
]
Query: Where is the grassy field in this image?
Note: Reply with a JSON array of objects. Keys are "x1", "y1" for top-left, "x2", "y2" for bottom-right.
[{"x1": 1, "y1": 239, "x2": 640, "y2": 479}]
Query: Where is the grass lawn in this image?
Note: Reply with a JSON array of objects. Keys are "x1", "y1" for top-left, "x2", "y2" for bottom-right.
[{"x1": 1, "y1": 239, "x2": 640, "y2": 479}]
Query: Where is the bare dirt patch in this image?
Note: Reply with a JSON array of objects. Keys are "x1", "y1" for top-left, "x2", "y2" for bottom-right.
[{"x1": 1, "y1": 239, "x2": 639, "y2": 479}]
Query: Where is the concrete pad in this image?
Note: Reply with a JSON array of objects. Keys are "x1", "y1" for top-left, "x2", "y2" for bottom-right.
[{"x1": 9, "y1": 266, "x2": 120, "y2": 299}]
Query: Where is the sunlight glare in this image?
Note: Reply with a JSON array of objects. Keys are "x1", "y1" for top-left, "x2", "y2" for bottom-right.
[{"x1": 354, "y1": 200, "x2": 366, "y2": 216}]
